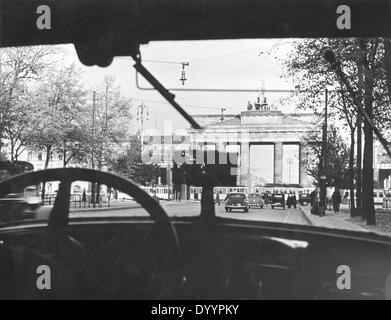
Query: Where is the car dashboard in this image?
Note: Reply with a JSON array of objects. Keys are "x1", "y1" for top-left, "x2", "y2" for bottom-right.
[{"x1": 0, "y1": 217, "x2": 390, "y2": 300}]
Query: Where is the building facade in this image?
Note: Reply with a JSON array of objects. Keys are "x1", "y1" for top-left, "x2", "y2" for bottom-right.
[
  {"x1": 374, "y1": 139, "x2": 391, "y2": 189},
  {"x1": 190, "y1": 108, "x2": 317, "y2": 190},
  {"x1": 144, "y1": 103, "x2": 319, "y2": 196}
]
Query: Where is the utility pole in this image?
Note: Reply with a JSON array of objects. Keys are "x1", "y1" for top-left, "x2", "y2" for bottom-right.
[
  {"x1": 320, "y1": 89, "x2": 328, "y2": 216},
  {"x1": 92, "y1": 91, "x2": 96, "y2": 169},
  {"x1": 137, "y1": 102, "x2": 148, "y2": 146},
  {"x1": 91, "y1": 91, "x2": 96, "y2": 208}
]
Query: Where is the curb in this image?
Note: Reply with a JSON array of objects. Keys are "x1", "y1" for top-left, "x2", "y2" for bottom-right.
[
  {"x1": 298, "y1": 205, "x2": 313, "y2": 226},
  {"x1": 68, "y1": 199, "x2": 194, "y2": 213},
  {"x1": 298, "y1": 205, "x2": 368, "y2": 232},
  {"x1": 70, "y1": 205, "x2": 142, "y2": 213}
]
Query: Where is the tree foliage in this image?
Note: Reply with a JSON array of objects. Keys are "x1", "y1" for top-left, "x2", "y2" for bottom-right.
[
  {"x1": 89, "y1": 76, "x2": 132, "y2": 171},
  {"x1": 0, "y1": 47, "x2": 134, "y2": 183},
  {"x1": 282, "y1": 38, "x2": 391, "y2": 224},
  {"x1": 0, "y1": 46, "x2": 61, "y2": 160},
  {"x1": 304, "y1": 125, "x2": 351, "y2": 189},
  {"x1": 111, "y1": 136, "x2": 160, "y2": 186}
]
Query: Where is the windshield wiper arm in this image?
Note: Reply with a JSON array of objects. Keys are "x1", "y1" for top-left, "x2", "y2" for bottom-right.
[{"x1": 133, "y1": 57, "x2": 202, "y2": 130}]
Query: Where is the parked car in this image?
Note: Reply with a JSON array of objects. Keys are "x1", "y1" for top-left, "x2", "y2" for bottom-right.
[
  {"x1": 270, "y1": 193, "x2": 286, "y2": 210},
  {"x1": 299, "y1": 193, "x2": 311, "y2": 206},
  {"x1": 248, "y1": 193, "x2": 264, "y2": 209},
  {"x1": 262, "y1": 192, "x2": 272, "y2": 205},
  {"x1": 225, "y1": 193, "x2": 249, "y2": 212}
]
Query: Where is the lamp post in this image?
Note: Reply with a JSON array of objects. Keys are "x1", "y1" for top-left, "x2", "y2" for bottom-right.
[
  {"x1": 137, "y1": 102, "x2": 148, "y2": 147},
  {"x1": 320, "y1": 89, "x2": 328, "y2": 216},
  {"x1": 91, "y1": 91, "x2": 96, "y2": 208}
]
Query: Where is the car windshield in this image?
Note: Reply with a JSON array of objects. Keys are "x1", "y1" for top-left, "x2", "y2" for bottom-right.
[{"x1": 1, "y1": 37, "x2": 391, "y2": 237}]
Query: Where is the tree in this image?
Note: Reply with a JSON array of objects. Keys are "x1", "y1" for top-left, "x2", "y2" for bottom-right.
[
  {"x1": 283, "y1": 38, "x2": 391, "y2": 225},
  {"x1": 90, "y1": 76, "x2": 132, "y2": 171},
  {"x1": 59, "y1": 125, "x2": 92, "y2": 167},
  {"x1": 0, "y1": 46, "x2": 60, "y2": 160},
  {"x1": 304, "y1": 125, "x2": 351, "y2": 190},
  {"x1": 111, "y1": 136, "x2": 160, "y2": 186},
  {"x1": 29, "y1": 63, "x2": 87, "y2": 200},
  {"x1": 31, "y1": 63, "x2": 87, "y2": 165},
  {"x1": 3, "y1": 90, "x2": 41, "y2": 161}
]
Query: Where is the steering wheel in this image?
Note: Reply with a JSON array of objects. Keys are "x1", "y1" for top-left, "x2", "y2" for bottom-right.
[{"x1": 0, "y1": 168, "x2": 180, "y2": 299}]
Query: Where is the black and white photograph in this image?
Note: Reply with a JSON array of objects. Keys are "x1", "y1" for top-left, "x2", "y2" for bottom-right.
[{"x1": 1, "y1": 0, "x2": 391, "y2": 303}]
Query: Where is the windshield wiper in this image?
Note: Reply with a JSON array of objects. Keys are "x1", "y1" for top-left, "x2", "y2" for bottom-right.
[{"x1": 132, "y1": 56, "x2": 202, "y2": 130}]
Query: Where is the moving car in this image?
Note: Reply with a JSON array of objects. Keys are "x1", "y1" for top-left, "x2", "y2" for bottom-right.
[
  {"x1": 248, "y1": 193, "x2": 264, "y2": 209},
  {"x1": 0, "y1": 193, "x2": 40, "y2": 223},
  {"x1": 270, "y1": 193, "x2": 286, "y2": 210},
  {"x1": 225, "y1": 193, "x2": 249, "y2": 212}
]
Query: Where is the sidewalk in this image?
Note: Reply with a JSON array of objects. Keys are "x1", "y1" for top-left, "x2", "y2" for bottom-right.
[
  {"x1": 299, "y1": 205, "x2": 366, "y2": 232},
  {"x1": 69, "y1": 199, "x2": 141, "y2": 213},
  {"x1": 68, "y1": 198, "x2": 191, "y2": 212}
]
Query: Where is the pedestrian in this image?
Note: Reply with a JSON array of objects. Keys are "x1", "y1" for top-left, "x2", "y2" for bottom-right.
[
  {"x1": 292, "y1": 193, "x2": 297, "y2": 209},
  {"x1": 287, "y1": 194, "x2": 292, "y2": 208},
  {"x1": 82, "y1": 189, "x2": 87, "y2": 207},
  {"x1": 318, "y1": 186, "x2": 326, "y2": 217},
  {"x1": 332, "y1": 187, "x2": 342, "y2": 214},
  {"x1": 96, "y1": 193, "x2": 100, "y2": 206},
  {"x1": 215, "y1": 192, "x2": 220, "y2": 206},
  {"x1": 310, "y1": 187, "x2": 320, "y2": 216}
]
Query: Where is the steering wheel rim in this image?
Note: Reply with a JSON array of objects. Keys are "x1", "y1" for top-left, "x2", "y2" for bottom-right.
[{"x1": 0, "y1": 168, "x2": 180, "y2": 277}]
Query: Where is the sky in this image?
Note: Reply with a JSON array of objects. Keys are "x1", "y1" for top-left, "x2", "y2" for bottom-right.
[
  {"x1": 62, "y1": 38, "x2": 300, "y2": 132},
  {"x1": 60, "y1": 39, "x2": 305, "y2": 185}
]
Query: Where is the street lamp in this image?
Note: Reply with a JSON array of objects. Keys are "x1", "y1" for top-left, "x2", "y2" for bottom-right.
[{"x1": 137, "y1": 102, "x2": 149, "y2": 147}]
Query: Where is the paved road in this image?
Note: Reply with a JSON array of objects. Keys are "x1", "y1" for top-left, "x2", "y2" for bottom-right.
[{"x1": 66, "y1": 201, "x2": 308, "y2": 225}]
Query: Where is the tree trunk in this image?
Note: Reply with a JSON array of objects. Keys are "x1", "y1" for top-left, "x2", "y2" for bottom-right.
[
  {"x1": 356, "y1": 116, "x2": 362, "y2": 211},
  {"x1": 10, "y1": 140, "x2": 15, "y2": 162},
  {"x1": 63, "y1": 145, "x2": 67, "y2": 167},
  {"x1": 349, "y1": 129, "x2": 356, "y2": 217},
  {"x1": 96, "y1": 147, "x2": 103, "y2": 206},
  {"x1": 362, "y1": 74, "x2": 376, "y2": 225}
]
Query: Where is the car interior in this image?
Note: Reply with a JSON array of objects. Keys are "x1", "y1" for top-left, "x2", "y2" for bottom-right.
[{"x1": 0, "y1": 0, "x2": 391, "y2": 300}]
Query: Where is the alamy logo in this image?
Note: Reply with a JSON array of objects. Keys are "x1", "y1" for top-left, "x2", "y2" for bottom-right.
[
  {"x1": 336, "y1": 265, "x2": 351, "y2": 290},
  {"x1": 36, "y1": 265, "x2": 51, "y2": 290},
  {"x1": 336, "y1": 5, "x2": 351, "y2": 30},
  {"x1": 36, "y1": 5, "x2": 51, "y2": 30}
]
